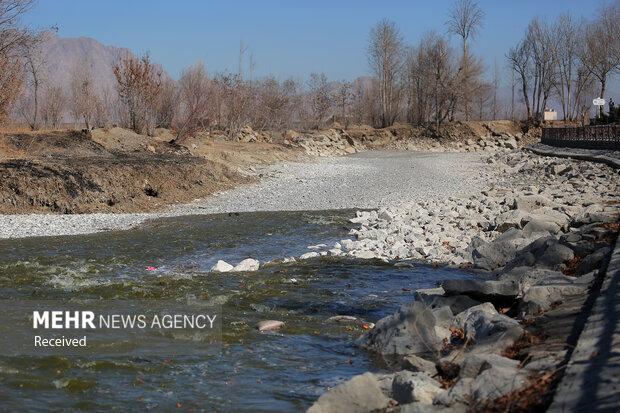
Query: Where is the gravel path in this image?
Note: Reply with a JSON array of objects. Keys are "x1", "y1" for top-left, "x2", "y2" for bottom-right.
[{"x1": 0, "y1": 151, "x2": 487, "y2": 239}]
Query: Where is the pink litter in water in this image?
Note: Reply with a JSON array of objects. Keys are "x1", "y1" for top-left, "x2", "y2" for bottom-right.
[{"x1": 146, "y1": 266, "x2": 157, "y2": 271}]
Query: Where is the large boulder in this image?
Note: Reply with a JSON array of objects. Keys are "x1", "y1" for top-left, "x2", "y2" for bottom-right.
[
  {"x1": 495, "y1": 207, "x2": 569, "y2": 233},
  {"x1": 458, "y1": 353, "x2": 520, "y2": 379},
  {"x1": 504, "y1": 236, "x2": 574, "y2": 271},
  {"x1": 442, "y1": 279, "x2": 519, "y2": 305},
  {"x1": 518, "y1": 277, "x2": 588, "y2": 317},
  {"x1": 435, "y1": 354, "x2": 527, "y2": 405},
  {"x1": 472, "y1": 228, "x2": 538, "y2": 271},
  {"x1": 391, "y1": 371, "x2": 443, "y2": 405},
  {"x1": 495, "y1": 210, "x2": 530, "y2": 232},
  {"x1": 434, "y1": 378, "x2": 474, "y2": 406},
  {"x1": 307, "y1": 373, "x2": 391, "y2": 413},
  {"x1": 402, "y1": 354, "x2": 438, "y2": 374},
  {"x1": 513, "y1": 195, "x2": 555, "y2": 212},
  {"x1": 577, "y1": 246, "x2": 611, "y2": 275},
  {"x1": 470, "y1": 363, "x2": 528, "y2": 401},
  {"x1": 356, "y1": 301, "x2": 441, "y2": 362},
  {"x1": 522, "y1": 218, "x2": 560, "y2": 237},
  {"x1": 452, "y1": 303, "x2": 524, "y2": 354},
  {"x1": 500, "y1": 266, "x2": 569, "y2": 290}
]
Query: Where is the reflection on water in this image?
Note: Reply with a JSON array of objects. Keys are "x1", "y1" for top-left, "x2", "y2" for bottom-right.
[{"x1": 0, "y1": 210, "x2": 477, "y2": 412}]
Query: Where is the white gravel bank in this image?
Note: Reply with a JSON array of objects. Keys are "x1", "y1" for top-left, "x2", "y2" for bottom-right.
[{"x1": 0, "y1": 151, "x2": 487, "y2": 239}]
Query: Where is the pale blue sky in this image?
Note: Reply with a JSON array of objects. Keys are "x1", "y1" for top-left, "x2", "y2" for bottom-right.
[{"x1": 24, "y1": 0, "x2": 606, "y2": 82}]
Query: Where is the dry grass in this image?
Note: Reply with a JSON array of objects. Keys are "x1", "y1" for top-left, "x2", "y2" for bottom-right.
[{"x1": 502, "y1": 331, "x2": 545, "y2": 361}]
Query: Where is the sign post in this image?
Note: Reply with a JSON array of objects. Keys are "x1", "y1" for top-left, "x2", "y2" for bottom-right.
[{"x1": 593, "y1": 97, "x2": 605, "y2": 118}]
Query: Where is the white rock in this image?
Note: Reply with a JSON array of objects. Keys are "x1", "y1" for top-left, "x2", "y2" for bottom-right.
[
  {"x1": 351, "y1": 250, "x2": 377, "y2": 259},
  {"x1": 300, "y1": 252, "x2": 320, "y2": 260},
  {"x1": 232, "y1": 258, "x2": 260, "y2": 272},
  {"x1": 210, "y1": 260, "x2": 233, "y2": 273}
]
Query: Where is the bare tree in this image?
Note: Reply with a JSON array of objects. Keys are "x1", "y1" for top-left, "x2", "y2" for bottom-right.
[
  {"x1": 507, "y1": 18, "x2": 557, "y2": 122},
  {"x1": 69, "y1": 61, "x2": 97, "y2": 129},
  {"x1": 404, "y1": 32, "x2": 460, "y2": 128},
  {"x1": 553, "y1": 13, "x2": 584, "y2": 120},
  {"x1": 491, "y1": 59, "x2": 500, "y2": 120},
  {"x1": 0, "y1": 0, "x2": 35, "y2": 122},
  {"x1": 174, "y1": 62, "x2": 209, "y2": 140},
  {"x1": 255, "y1": 76, "x2": 297, "y2": 130},
  {"x1": 475, "y1": 81, "x2": 492, "y2": 120},
  {"x1": 350, "y1": 77, "x2": 378, "y2": 126},
  {"x1": 528, "y1": 19, "x2": 557, "y2": 119},
  {"x1": 212, "y1": 72, "x2": 252, "y2": 137},
  {"x1": 507, "y1": 40, "x2": 532, "y2": 120},
  {"x1": 156, "y1": 77, "x2": 176, "y2": 129},
  {"x1": 17, "y1": 31, "x2": 50, "y2": 130},
  {"x1": 334, "y1": 81, "x2": 352, "y2": 127},
  {"x1": 0, "y1": 47, "x2": 22, "y2": 122},
  {"x1": 307, "y1": 72, "x2": 331, "y2": 128},
  {"x1": 447, "y1": 0, "x2": 485, "y2": 120},
  {"x1": 113, "y1": 52, "x2": 162, "y2": 135},
  {"x1": 581, "y1": 1, "x2": 620, "y2": 117},
  {"x1": 447, "y1": 0, "x2": 484, "y2": 57},
  {"x1": 368, "y1": 19, "x2": 403, "y2": 127},
  {"x1": 509, "y1": 65, "x2": 516, "y2": 121},
  {"x1": 41, "y1": 84, "x2": 63, "y2": 128}
]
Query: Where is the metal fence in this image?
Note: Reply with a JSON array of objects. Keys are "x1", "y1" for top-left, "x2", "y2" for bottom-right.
[{"x1": 541, "y1": 124, "x2": 620, "y2": 150}]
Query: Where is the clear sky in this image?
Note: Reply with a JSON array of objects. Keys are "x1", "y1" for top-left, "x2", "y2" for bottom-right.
[{"x1": 23, "y1": 0, "x2": 607, "y2": 82}]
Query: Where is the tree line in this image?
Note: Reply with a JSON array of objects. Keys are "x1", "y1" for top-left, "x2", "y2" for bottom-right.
[{"x1": 0, "y1": 0, "x2": 619, "y2": 139}]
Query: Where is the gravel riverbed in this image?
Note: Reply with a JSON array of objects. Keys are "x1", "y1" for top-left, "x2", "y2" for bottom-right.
[{"x1": 0, "y1": 151, "x2": 487, "y2": 239}]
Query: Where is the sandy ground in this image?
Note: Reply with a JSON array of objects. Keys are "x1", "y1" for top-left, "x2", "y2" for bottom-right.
[{"x1": 0, "y1": 151, "x2": 487, "y2": 239}]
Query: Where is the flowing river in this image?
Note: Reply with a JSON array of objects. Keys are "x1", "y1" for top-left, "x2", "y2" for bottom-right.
[{"x1": 0, "y1": 210, "x2": 477, "y2": 412}]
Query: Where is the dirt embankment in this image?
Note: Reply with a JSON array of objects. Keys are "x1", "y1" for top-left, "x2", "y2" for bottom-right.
[
  {"x1": 0, "y1": 128, "x2": 301, "y2": 214},
  {"x1": 0, "y1": 121, "x2": 531, "y2": 214}
]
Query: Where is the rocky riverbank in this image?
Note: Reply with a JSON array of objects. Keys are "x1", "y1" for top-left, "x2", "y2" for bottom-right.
[{"x1": 306, "y1": 148, "x2": 619, "y2": 412}]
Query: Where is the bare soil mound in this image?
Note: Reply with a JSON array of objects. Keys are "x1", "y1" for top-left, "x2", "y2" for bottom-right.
[
  {"x1": 0, "y1": 130, "x2": 250, "y2": 214},
  {"x1": 0, "y1": 155, "x2": 244, "y2": 214}
]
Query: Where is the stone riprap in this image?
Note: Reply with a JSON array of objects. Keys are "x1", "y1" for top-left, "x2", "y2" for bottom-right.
[
  {"x1": 303, "y1": 150, "x2": 617, "y2": 267},
  {"x1": 307, "y1": 148, "x2": 619, "y2": 412}
]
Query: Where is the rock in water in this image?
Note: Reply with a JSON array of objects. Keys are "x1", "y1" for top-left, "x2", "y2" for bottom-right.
[
  {"x1": 233, "y1": 258, "x2": 260, "y2": 272},
  {"x1": 300, "y1": 252, "x2": 320, "y2": 260},
  {"x1": 356, "y1": 301, "x2": 442, "y2": 360},
  {"x1": 307, "y1": 372, "x2": 390, "y2": 413},
  {"x1": 257, "y1": 320, "x2": 285, "y2": 332},
  {"x1": 210, "y1": 260, "x2": 233, "y2": 273}
]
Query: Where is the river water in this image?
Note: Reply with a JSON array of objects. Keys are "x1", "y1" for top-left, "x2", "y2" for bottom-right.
[{"x1": 0, "y1": 210, "x2": 477, "y2": 412}]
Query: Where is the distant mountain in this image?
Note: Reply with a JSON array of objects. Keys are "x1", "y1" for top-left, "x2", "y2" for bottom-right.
[{"x1": 40, "y1": 34, "x2": 134, "y2": 95}]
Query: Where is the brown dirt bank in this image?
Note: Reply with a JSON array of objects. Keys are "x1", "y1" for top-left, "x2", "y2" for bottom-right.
[
  {"x1": 0, "y1": 155, "x2": 245, "y2": 214},
  {"x1": 0, "y1": 128, "x2": 302, "y2": 214},
  {"x1": 0, "y1": 121, "x2": 532, "y2": 214}
]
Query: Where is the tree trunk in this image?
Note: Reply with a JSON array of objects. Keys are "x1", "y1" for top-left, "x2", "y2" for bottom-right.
[{"x1": 599, "y1": 78, "x2": 606, "y2": 118}]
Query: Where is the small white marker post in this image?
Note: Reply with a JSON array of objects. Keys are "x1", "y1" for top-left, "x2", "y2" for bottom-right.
[{"x1": 593, "y1": 97, "x2": 605, "y2": 118}]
